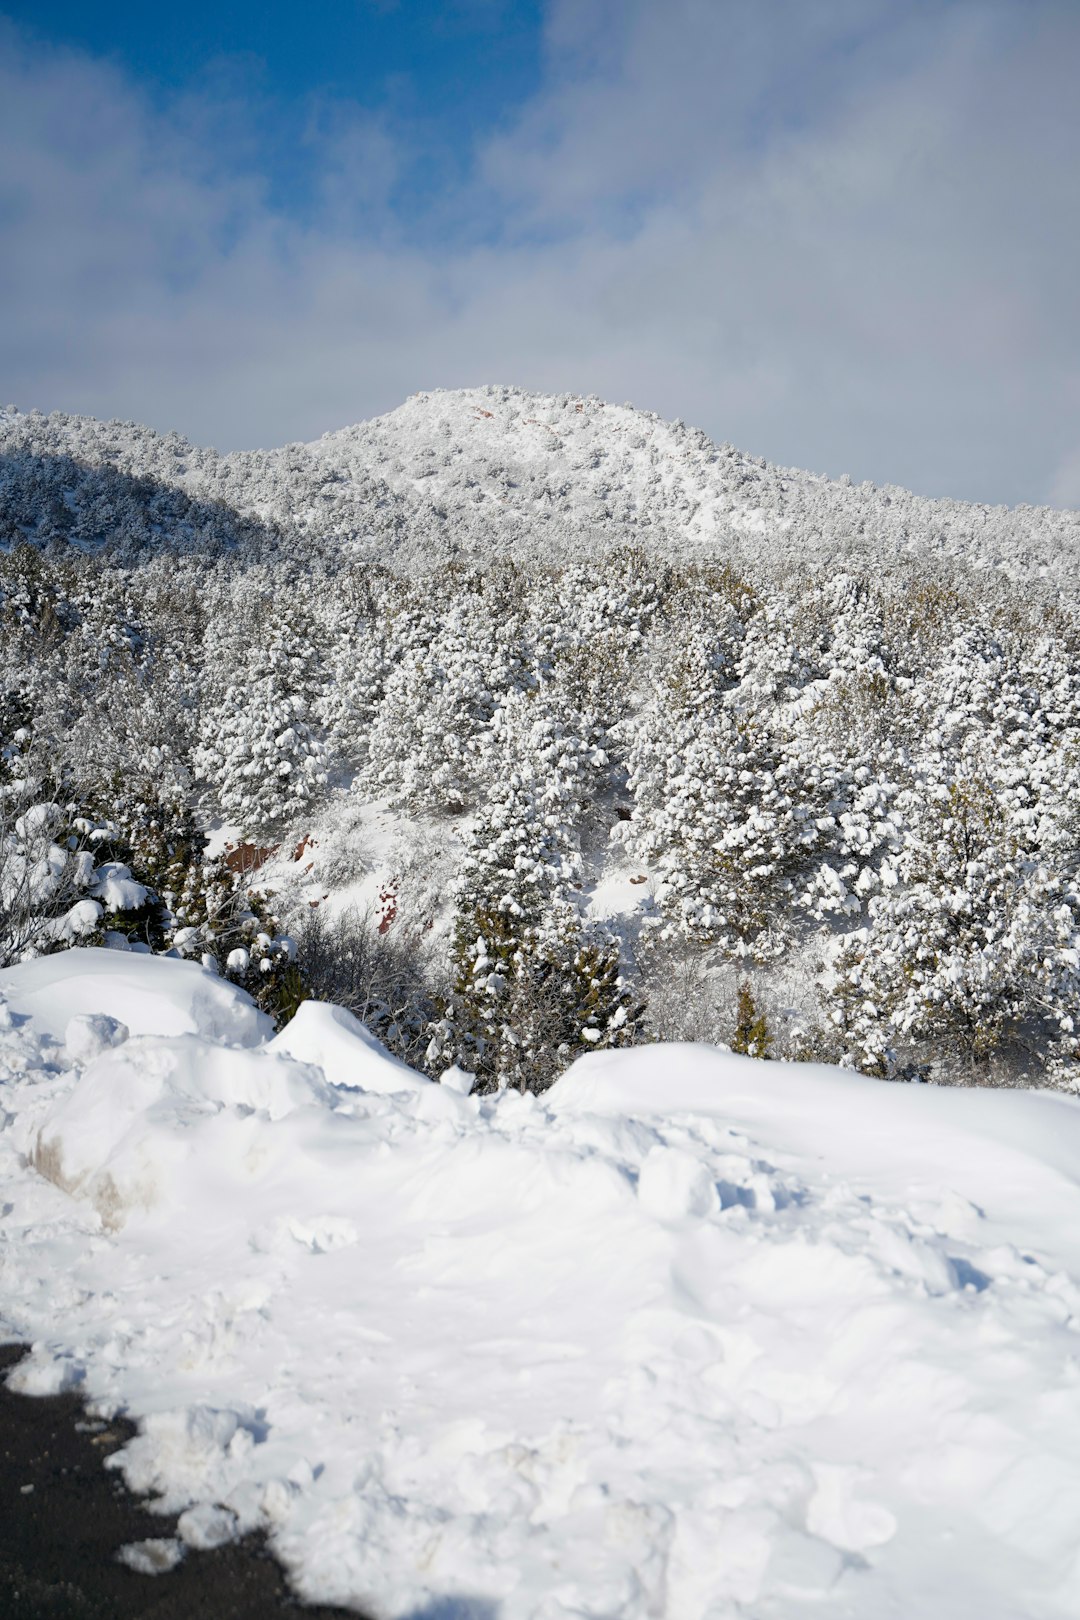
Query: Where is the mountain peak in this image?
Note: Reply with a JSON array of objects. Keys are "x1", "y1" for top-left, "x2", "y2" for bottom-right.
[{"x1": 1, "y1": 387, "x2": 1077, "y2": 583}]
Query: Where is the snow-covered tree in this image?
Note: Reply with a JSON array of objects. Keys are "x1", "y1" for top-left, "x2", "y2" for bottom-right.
[
  {"x1": 195, "y1": 609, "x2": 330, "y2": 836},
  {"x1": 832, "y1": 774, "x2": 1080, "y2": 1083}
]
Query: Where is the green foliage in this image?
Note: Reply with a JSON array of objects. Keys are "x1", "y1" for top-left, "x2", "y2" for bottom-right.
[
  {"x1": 250, "y1": 959, "x2": 310, "y2": 1027},
  {"x1": 44, "y1": 793, "x2": 309, "y2": 1029},
  {"x1": 433, "y1": 903, "x2": 644, "y2": 1094},
  {"x1": 731, "y1": 980, "x2": 771, "y2": 1060}
]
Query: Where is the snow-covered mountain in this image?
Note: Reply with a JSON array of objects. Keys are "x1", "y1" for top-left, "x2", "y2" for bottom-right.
[
  {"x1": 2, "y1": 386, "x2": 1078, "y2": 584},
  {"x1": 4, "y1": 383, "x2": 1080, "y2": 1092}
]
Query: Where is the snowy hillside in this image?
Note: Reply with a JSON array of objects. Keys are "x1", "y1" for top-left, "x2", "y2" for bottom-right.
[
  {"x1": 307, "y1": 385, "x2": 1080, "y2": 582},
  {"x1": 3, "y1": 381, "x2": 1080, "y2": 1093},
  {"x1": 2, "y1": 385, "x2": 1079, "y2": 584},
  {"x1": 4, "y1": 950, "x2": 1080, "y2": 1618}
]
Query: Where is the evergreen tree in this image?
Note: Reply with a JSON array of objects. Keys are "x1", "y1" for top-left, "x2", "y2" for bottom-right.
[
  {"x1": 832, "y1": 774, "x2": 1080, "y2": 1082},
  {"x1": 194, "y1": 610, "x2": 329, "y2": 836},
  {"x1": 732, "y1": 980, "x2": 771, "y2": 1059}
]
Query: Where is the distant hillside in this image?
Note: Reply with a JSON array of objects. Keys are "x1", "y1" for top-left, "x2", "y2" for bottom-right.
[
  {"x1": 2, "y1": 383, "x2": 1080, "y2": 1094},
  {"x1": 1, "y1": 387, "x2": 1077, "y2": 585}
]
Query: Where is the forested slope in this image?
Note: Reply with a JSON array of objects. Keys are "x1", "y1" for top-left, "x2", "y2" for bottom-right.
[
  {"x1": 2, "y1": 388, "x2": 1078, "y2": 1091},
  {"x1": 4, "y1": 386, "x2": 1079, "y2": 583}
]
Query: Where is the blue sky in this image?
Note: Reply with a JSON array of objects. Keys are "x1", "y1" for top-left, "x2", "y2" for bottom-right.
[
  {"x1": 1, "y1": 1, "x2": 1079, "y2": 506},
  {"x1": 0, "y1": 0, "x2": 543, "y2": 113},
  {"x1": 1, "y1": 1, "x2": 545, "y2": 226}
]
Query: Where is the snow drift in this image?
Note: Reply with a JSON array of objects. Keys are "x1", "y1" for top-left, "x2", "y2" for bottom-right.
[{"x1": 3, "y1": 951, "x2": 1080, "y2": 1617}]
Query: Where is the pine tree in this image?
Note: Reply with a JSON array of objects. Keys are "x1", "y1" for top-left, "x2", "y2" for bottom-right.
[
  {"x1": 194, "y1": 611, "x2": 330, "y2": 836},
  {"x1": 731, "y1": 980, "x2": 771, "y2": 1059},
  {"x1": 431, "y1": 904, "x2": 642, "y2": 1093},
  {"x1": 832, "y1": 773, "x2": 1080, "y2": 1082}
]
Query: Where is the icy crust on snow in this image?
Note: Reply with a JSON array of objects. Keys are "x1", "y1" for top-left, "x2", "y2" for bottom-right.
[{"x1": 5, "y1": 958, "x2": 1080, "y2": 1616}]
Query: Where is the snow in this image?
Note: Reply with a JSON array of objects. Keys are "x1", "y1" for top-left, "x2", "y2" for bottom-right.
[
  {"x1": 177, "y1": 1501, "x2": 239, "y2": 1550},
  {"x1": 267, "y1": 999, "x2": 428, "y2": 1094},
  {"x1": 1, "y1": 949, "x2": 273, "y2": 1046},
  {"x1": 117, "y1": 1536, "x2": 185, "y2": 1575},
  {"x1": 257, "y1": 794, "x2": 458, "y2": 933},
  {"x1": 4, "y1": 952, "x2": 1080, "y2": 1616},
  {"x1": 52, "y1": 897, "x2": 104, "y2": 941},
  {"x1": 63, "y1": 1012, "x2": 129, "y2": 1066},
  {"x1": 9, "y1": 383, "x2": 1079, "y2": 586},
  {"x1": 581, "y1": 855, "x2": 657, "y2": 934},
  {"x1": 88, "y1": 860, "x2": 149, "y2": 912}
]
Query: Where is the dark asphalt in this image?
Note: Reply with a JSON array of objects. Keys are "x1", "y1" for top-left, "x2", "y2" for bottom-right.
[{"x1": 0, "y1": 1344, "x2": 369, "y2": 1619}]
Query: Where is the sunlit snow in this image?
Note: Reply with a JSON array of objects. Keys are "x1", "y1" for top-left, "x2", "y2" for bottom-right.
[{"x1": 3, "y1": 951, "x2": 1080, "y2": 1617}]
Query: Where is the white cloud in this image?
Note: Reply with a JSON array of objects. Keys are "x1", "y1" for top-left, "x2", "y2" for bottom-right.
[
  {"x1": 1050, "y1": 445, "x2": 1080, "y2": 508},
  {"x1": 1, "y1": 3, "x2": 1078, "y2": 506}
]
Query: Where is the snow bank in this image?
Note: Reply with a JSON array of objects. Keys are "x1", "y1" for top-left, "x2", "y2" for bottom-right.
[
  {"x1": 4, "y1": 955, "x2": 1080, "y2": 1618},
  {"x1": 2, "y1": 948, "x2": 272, "y2": 1046},
  {"x1": 267, "y1": 999, "x2": 428, "y2": 1094},
  {"x1": 31, "y1": 1035, "x2": 339, "y2": 1229}
]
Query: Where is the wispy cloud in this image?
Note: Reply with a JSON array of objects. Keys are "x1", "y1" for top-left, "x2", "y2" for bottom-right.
[{"x1": 1, "y1": 2, "x2": 1077, "y2": 505}]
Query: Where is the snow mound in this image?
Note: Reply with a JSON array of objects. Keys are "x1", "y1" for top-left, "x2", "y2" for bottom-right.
[
  {"x1": 116, "y1": 1537, "x2": 185, "y2": 1575},
  {"x1": 266, "y1": 999, "x2": 429, "y2": 1093},
  {"x1": 64, "y1": 1012, "x2": 129, "y2": 1066},
  {"x1": 1, "y1": 949, "x2": 271, "y2": 1047},
  {"x1": 31, "y1": 1034, "x2": 338, "y2": 1228},
  {"x1": 4, "y1": 955, "x2": 1080, "y2": 1618}
]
